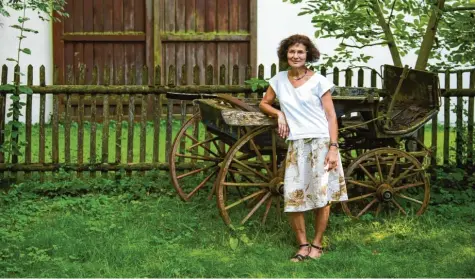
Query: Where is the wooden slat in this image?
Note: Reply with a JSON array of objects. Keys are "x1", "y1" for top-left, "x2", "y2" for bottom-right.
[
  {"x1": 140, "y1": 66, "x2": 148, "y2": 166},
  {"x1": 154, "y1": 0, "x2": 163, "y2": 79},
  {"x1": 320, "y1": 66, "x2": 327, "y2": 77},
  {"x1": 468, "y1": 70, "x2": 474, "y2": 168},
  {"x1": 127, "y1": 67, "x2": 136, "y2": 173},
  {"x1": 345, "y1": 68, "x2": 352, "y2": 86},
  {"x1": 0, "y1": 65, "x2": 7, "y2": 165},
  {"x1": 333, "y1": 67, "x2": 340, "y2": 85},
  {"x1": 25, "y1": 65, "x2": 33, "y2": 165},
  {"x1": 77, "y1": 65, "x2": 86, "y2": 173},
  {"x1": 64, "y1": 65, "x2": 73, "y2": 164},
  {"x1": 11, "y1": 65, "x2": 20, "y2": 165},
  {"x1": 52, "y1": 81, "x2": 60, "y2": 165},
  {"x1": 455, "y1": 71, "x2": 463, "y2": 167},
  {"x1": 205, "y1": 0, "x2": 215, "y2": 32},
  {"x1": 196, "y1": 0, "x2": 205, "y2": 32},
  {"x1": 371, "y1": 69, "x2": 377, "y2": 87},
  {"x1": 431, "y1": 109, "x2": 438, "y2": 168},
  {"x1": 165, "y1": 65, "x2": 175, "y2": 163},
  {"x1": 258, "y1": 64, "x2": 264, "y2": 98},
  {"x1": 179, "y1": 65, "x2": 187, "y2": 163},
  {"x1": 39, "y1": 66, "x2": 46, "y2": 166},
  {"x1": 102, "y1": 66, "x2": 110, "y2": 175},
  {"x1": 153, "y1": 66, "x2": 162, "y2": 163},
  {"x1": 115, "y1": 93, "x2": 123, "y2": 164},
  {"x1": 145, "y1": 0, "x2": 154, "y2": 84},
  {"x1": 443, "y1": 70, "x2": 451, "y2": 165},
  {"x1": 113, "y1": 0, "x2": 124, "y2": 86},
  {"x1": 271, "y1": 63, "x2": 276, "y2": 77},
  {"x1": 358, "y1": 68, "x2": 364, "y2": 87},
  {"x1": 229, "y1": 0, "x2": 239, "y2": 32},
  {"x1": 89, "y1": 91, "x2": 97, "y2": 177},
  {"x1": 249, "y1": 0, "x2": 257, "y2": 76}
]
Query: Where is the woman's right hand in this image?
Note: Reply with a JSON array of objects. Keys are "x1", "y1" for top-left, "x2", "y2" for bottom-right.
[{"x1": 277, "y1": 112, "x2": 289, "y2": 138}]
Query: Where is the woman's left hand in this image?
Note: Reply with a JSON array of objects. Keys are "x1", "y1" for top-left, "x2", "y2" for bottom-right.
[{"x1": 324, "y1": 148, "x2": 338, "y2": 171}]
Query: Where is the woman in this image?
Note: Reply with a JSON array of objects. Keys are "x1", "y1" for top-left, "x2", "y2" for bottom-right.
[{"x1": 259, "y1": 34, "x2": 348, "y2": 262}]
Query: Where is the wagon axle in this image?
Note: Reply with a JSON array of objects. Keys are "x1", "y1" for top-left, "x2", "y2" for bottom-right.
[{"x1": 376, "y1": 184, "x2": 394, "y2": 202}]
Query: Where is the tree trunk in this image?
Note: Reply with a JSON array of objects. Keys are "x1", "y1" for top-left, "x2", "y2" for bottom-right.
[
  {"x1": 371, "y1": 0, "x2": 402, "y2": 67},
  {"x1": 415, "y1": 0, "x2": 446, "y2": 70}
]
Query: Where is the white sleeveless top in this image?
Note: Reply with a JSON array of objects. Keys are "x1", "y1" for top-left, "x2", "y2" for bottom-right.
[{"x1": 268, "y1": 71, "x2": 335, "y2": 140}]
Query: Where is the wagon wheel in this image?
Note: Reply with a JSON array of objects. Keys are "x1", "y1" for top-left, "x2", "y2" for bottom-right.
[
  {"x1": 169, "y1": 113, "x2": 225, "y2": 201},
  {"x1": 169, "y1": 95, "x2": 257, "y2": 201},
  {"x1": 216, "y1": 126, "x2": 286, "y2": 226},
  {"x1": 341, "y1": 148, "x2": 430, "y2": 218}
]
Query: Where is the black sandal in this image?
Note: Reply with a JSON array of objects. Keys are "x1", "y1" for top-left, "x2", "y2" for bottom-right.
[
  {"x1": 290, "y1": 243, "x2": 310, "y2": 262},
  {"x1": 308, "y1": 244, "x2": 324, "y2": 260}
]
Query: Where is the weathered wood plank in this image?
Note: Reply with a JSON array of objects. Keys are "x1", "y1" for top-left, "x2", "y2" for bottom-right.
[
  {"x1": 64, "y1": 66, "x2": 73, "y2": 164},
  {"x1": 468, "y1": 70, "x2": 474, "y2": 168},
  {"x1": 455, "y1": 71, "x2": 463, "y2": 167},
  {"x1": 77, "y1": 65, "x2": 86, "y2": 174},
  {"x1": 25, "y1": 65, "x2": 33, "y2": 165},
  {"x1": 153, "y1": 65, "x2": 161, "y2": 163},
  {"x1": 39, "y1": 66, "x2": 46, "y2": 167},
  {"x1": 127, "y1": 67, "x2": 136, "y2": 173},
  {"x1": 165, "y1": 65, "x2": 176, "y2": 163},
  {"x1": 443, "y1": 70, "x2": 451, "y2": 165},
  {"x1": 140, "y1": 66, "x2": 148, "y2": 166},
  {"x1": 0, "y1": 65, "x2": 7, "y2": 165},
  {"x1": 221, "y1": 110, "x2": 276, "y2": 126}
]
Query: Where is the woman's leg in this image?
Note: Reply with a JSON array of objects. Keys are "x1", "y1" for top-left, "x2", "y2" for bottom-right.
[
  {"x1": 308, "y1": 204, "x2": 330, "y2": 258},
  {"x1": 288, "y1": 212, "x2": 309, "y2": 261}
]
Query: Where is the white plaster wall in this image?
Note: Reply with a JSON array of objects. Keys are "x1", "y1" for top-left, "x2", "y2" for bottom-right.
[{"x1": 0, "y1": 9, "x2": 53, "y2": 124}]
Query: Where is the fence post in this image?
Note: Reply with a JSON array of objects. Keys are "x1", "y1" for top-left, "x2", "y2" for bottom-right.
[
  {"x1": 357, "y1": 68, "x2": 364, "y2": 87},
  {"x1": 468, "y1": 70, "x2": 474, "y2": 169},
  {"x1": 333, "y1": 67, "x2": 339, "y2": 86},
  {"x1": 443, "y1": 70, "x2": 451, "y2": 165}
]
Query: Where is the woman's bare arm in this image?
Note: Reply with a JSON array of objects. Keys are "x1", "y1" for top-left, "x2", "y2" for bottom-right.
[{"x1": 259, "y1": 86, "x2": 289, "y2": 138}]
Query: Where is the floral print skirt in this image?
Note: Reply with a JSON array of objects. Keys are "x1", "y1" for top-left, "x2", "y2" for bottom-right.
[{"x1": 283, "y1": 138, "x2": 348, "y2": 212}]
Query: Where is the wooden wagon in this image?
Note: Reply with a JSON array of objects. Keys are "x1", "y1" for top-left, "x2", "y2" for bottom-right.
[{"x1": 168, "y1": 64, "x2": 441, "y2": 227}]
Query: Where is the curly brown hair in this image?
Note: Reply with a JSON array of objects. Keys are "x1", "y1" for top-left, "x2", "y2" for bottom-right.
[{"x1": 277, "y1": 34, "x2": 320, "y2": 63}]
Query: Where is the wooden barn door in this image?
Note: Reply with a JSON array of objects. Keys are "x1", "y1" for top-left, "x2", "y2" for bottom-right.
[
  {"x1": 53, "y1": 0, "x2": 153, "y2": 85},
  {"x1": 156, "y1": 0, "x2": 257, "y2": 85},
  {"x1": 52, "y1": 0, "x2": 256, "y2": 119}
]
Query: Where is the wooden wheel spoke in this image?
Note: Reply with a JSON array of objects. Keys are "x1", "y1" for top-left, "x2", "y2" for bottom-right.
[
  {"x1": 357, "y1": 163, "x2": 378, "y2": 185},
  {"x1": 240, "y1": 192, "x2": 272, "y2": 225},
  {"x1": 346, "y1": 192, "x2": 376, "y2": 202},
  {"x1": 395, "y1": 193, "x2": 423, "y2": 205},
  {"x1": 390, "y1": 165, "x2": 416, "y2": 185},
  {"x1": 346, "y1": 179, "x2": 377, "y2": 190},
  {"x1": 186, "y1": 168, "x2": 218, "y2": 199},
  {"x1": 356, "y1": 198, "x2": 378, "y2": 218},
  {"x1": 176, "y1": 165, "x2": 216, "y2": 179},
  {"x1": 176, "y1": 153, "x2": 221, "y2": 162},
  {"x1": 271, "y1": 132, "x2": 278, "y2": 175},
  {"x1": 387, "y1": 155, "x2": 399, "y2": 180},
  {"x1": 262, "y1": 196, "x2": 273, "y2": 224},
  {"x1": 247, "y1": 137, "x2": 273, "y2": 178},
  {"x1": 225, "y1": 189, "x2": 267, "y2": 210},
  {"x1": 393, "y1": 182, "x2": 425, "y2": 192},
  {"x1": 375, "y1": 155, "x2": 383, "y2": 182},
  {"x1": 391, "y1": 199, "x2": 407, "y2": 215},
  {"x1": 231, "y1": 158, "x2": 268, "y2": 181},
  {"x1": 184, "y1": 133, "x2": 220, "y2": 157}
]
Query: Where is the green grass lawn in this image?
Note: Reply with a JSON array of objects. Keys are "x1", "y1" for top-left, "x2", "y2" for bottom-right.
[{"x1": 0, "y1": 173, "x2": 474, "y2": 278}]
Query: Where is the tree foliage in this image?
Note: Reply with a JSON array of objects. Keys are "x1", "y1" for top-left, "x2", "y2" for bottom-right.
[
  {"x1": 284, "y1": 0, "x2": 475, "y2": 70},
  {"x1": 0, "y1": 0, "x2": 67, "y2": 20}
]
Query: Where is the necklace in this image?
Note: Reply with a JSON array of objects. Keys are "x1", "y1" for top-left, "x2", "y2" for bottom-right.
[{"x1": 292, "y1": 68, "x2": 308, "y2": 80}]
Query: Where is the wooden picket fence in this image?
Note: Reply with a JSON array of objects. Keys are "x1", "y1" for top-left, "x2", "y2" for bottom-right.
[{"x1": 0, "y1": 63, "x2": 474, "y2": 177}]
